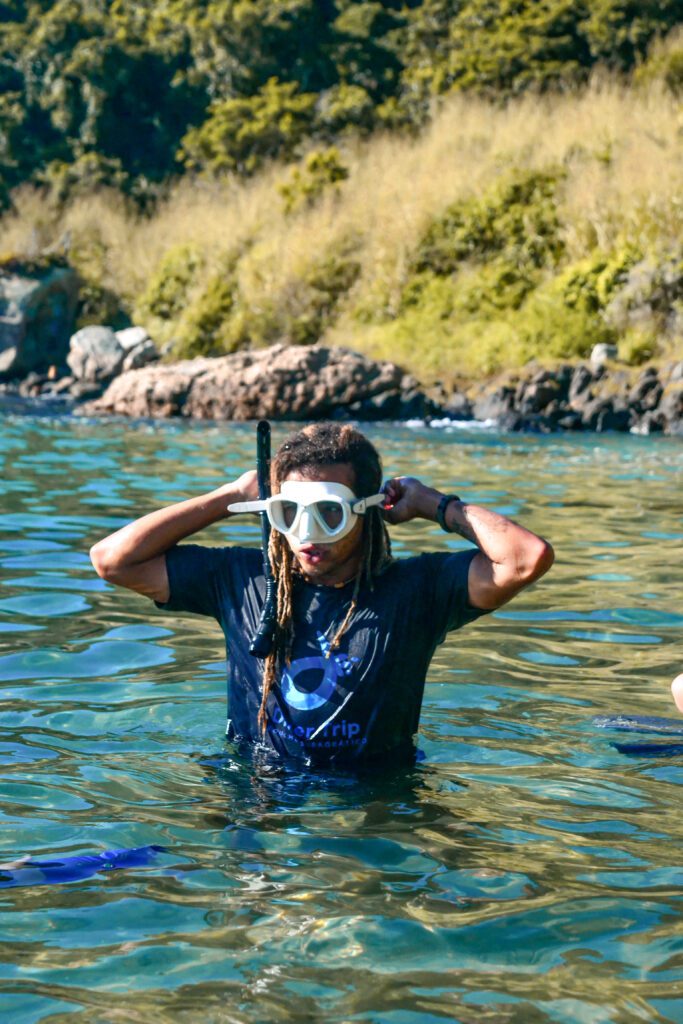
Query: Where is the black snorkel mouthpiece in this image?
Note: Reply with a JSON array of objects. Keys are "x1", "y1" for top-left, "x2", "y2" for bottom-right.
[{"x1": 249, "y1": 420, "x2": 277, "y2": 657}]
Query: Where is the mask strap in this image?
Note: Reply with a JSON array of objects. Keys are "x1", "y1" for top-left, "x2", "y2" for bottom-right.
[
  {"x1": 351, "y1": 493, "x2": 385, "y2": 514},
  {"x1": 226, "y1": 499, "x2": 269, "y2": 514}
]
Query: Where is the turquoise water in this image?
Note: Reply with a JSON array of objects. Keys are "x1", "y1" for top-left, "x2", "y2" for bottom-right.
[{"x1": 1, "y1": 412, "x2": 682, "y2": 1024}]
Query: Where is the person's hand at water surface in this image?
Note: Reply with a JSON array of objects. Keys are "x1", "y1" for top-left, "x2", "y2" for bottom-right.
[
  {"x1": 382, "y1": 475, "x2": 554, "y2": 611},
  {"x1": 671, "y1": 675, "x2": 683, "y2": 714},
  {"x1": 90, "y1": 469, "x2": 260, "y2": 603}
]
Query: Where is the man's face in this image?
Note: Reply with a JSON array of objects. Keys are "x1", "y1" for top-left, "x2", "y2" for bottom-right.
[{"x1": 281, "y1": 462, "x2": 364, "y2": 585}]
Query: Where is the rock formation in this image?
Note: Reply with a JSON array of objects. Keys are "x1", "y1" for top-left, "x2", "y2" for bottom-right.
[
  {"x1": 80, "y1": 343, "x2": 440, "y2": 422},
  {"x1": 469, "y1": 360, "x2": 683, "y2": 435},
  {"x1": 0, "y1": 263, "x2": 79, "y2": 379}
]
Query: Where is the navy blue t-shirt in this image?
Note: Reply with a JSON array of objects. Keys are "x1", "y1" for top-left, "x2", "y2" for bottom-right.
[{"x1": 158, "y1": 545, "x2": 487, "y2": 765}]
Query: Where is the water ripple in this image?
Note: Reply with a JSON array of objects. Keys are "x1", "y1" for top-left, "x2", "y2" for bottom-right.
[{"x1": 0, "y1": 417, "x2": 681, "y2": 1023}]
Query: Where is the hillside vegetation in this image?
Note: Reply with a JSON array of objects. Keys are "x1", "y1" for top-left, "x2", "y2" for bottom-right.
[
  {"x1": 1, "y1": 3, "x2": 683, "y2": 386},
  {"x1": 3, "y1": 0, "x2": 683, "y2": 204}
]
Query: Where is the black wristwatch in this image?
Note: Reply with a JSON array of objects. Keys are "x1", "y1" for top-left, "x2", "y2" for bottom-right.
[{"x1": 436, "y1": 494, "x2": 460, "y2": 533}]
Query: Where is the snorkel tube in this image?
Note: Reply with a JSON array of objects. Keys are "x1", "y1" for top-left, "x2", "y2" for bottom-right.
[{"x1": 249, "y1": 420, "x2": 277, "y2": 658}]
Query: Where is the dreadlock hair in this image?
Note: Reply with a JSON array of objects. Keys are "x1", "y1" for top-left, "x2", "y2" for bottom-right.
[{"x1": 257, "y1": 422, "x2": 393, "y2": 734}]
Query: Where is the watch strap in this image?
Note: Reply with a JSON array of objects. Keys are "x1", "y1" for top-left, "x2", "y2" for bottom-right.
[{"x1": 436, "y1": 494, "x2": 460, "y2": 533}]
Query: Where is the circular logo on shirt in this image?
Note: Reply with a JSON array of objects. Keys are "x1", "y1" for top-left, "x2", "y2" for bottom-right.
[
  {"x1": 279, "y1": 631, "x2": 358, "y2": 712},
  {"x1": 280, "y1": 656, "x2": 337, "y2": 710}
]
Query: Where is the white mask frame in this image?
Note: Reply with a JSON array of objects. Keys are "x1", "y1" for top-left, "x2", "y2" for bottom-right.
[{"x1": 228, "y1": 480, "x2": 385, "y2": 544}]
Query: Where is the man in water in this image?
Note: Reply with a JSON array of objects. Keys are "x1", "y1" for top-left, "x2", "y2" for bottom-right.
[{"x1": 90, "y1": 422, "x2": 553, "y2": 765}]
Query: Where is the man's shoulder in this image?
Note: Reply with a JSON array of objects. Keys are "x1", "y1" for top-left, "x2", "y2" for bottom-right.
[
  {"x1": 161, "y1": 544, "x2": 264, "y2": 617},
  {"x1": 379, "y1": 549, "x2": 476, "y2": 589},
  {"x1": 383, "y1": 550, "x2": 461, "y2": 573},
  {"x1": 168, "y1": 543, "x2": 263, "y2": 577}
]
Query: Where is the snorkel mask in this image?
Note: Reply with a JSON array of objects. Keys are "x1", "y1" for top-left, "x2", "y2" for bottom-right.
[{"x1": 228, "y1": 480, "x2": 385, "y2": 544}]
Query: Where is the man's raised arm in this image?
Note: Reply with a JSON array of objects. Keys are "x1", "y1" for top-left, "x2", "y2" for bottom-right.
[
  {"x1": 383, "y1": 476, "x2": 554, "y2": 611},
  {"x1": 89, "y1": 470, "x2": 258, "y2": 604}
]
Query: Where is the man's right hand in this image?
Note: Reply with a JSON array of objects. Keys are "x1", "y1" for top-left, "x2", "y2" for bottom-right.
[{"x1": 232, "y1": 469, "x2": 260, "y2": 504}]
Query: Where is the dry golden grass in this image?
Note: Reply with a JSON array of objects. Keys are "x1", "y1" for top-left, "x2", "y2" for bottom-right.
[{"x1": 2, "y1": 78, "x2": 681, "y2": 380}]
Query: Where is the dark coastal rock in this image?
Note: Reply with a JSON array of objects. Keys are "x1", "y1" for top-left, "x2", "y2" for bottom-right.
[
  {"x1": 658, "y1": 381, "x2": 683, "y2": 433},
  {"x1": 628, "y1": 367, "x2": 662, "y2": 412},
  {"x1": 579, "y1": 396, "x2": 630, "y2": 432},
  {"x1": 515, "y1": 367, "x2": 572, "y2": 416},
  {"x1": 80, "y1": 344, "x2": 432, "y2": 422},
  {"x1": 0, "y1": 265, "x2": 79, "y2": 379},
  {"x1": 466, "y1": 359, "x2": 683, "y2": 435},
  {"x1": 441, "y1": 390, "x2": 474, "y2": 421},
  {"x1": 472, "y1": 384, "x2": 516, "y2": 422}
]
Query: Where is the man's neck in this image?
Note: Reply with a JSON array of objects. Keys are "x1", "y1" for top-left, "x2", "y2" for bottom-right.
[{"x1": 303, "y1": 553, "x2": 362, "y2": 588}]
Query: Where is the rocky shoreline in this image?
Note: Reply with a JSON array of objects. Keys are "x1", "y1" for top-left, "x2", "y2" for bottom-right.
[
  {"x1": 0, "y1": 262, "x2": 681, "y2": 433},
  {"x1": 1, "y1": 335, "x2": 680, "y2": 436},
  {"x1": 465, "y1": 358, "x2": 683, "y2": 435}
]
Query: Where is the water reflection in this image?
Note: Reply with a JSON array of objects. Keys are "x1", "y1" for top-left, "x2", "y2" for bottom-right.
[{"x1": 0, "y1": 414, "x2": 682, "y2": 1023}]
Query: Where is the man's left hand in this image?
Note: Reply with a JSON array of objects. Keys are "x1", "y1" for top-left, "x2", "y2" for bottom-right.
[{"x1": 382, "y1": 476, "x2": 440, "y2": 525}]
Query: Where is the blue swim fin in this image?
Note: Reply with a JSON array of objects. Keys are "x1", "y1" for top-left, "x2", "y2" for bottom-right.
[{"x1": 0, "y1": 844, "x2": 165, "y2": 889}]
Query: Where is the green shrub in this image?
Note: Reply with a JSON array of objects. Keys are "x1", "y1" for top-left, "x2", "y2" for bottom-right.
[
  {"x1": 75, "y1": 280, "x2": 129, "y2": 330},
  {"x1": 179, "y1": 78, "x2": 317, "y2": 177},
  {"x1": 315, "y1": 84, "x2": 375, "y2": 136},
  {"x1": 225, "y1": 243, "x2": 362, "y2": 350},
  {"x1": 446, "y1": 0, "x2": 590, "y2": 95},
  {"x1": 605, "y1": 252, "x2": 683, "y2": 344},
  {"x1": 551, "y1": 247, "x2": 641, "y2": 316},
  {"x1": 506, "y1": 248, "x2": 639, "y2": 362},
  {"x1": 619, "y1": 327, "x2": 658, "y2": 364},
  {"x1": 582, "y1": 1, "x2": 683, "y2": 72},
  {"x1": 513, "y1": 284, "x2": 616, "y2": 362},
  {"x1": 411, "y1": 167, "x2": 565, "y2": 277},
  {"x1": 135, "y1": 244, "x2": 204, "y2": 324},
  {"x1": 39, "y1": 154, "x2": 129, "y2": 205},
  {"x1": 350, "y1": 243, "x2": 645, "y2": 381},
  {"x1": 173, "y1": 272, "x2": 238, "y2": 359},
  {"x1": 278, "y1": 147, "x2": 349, "y2": 214},
  {"x1": 403, "y1": 258, "x2": 538, "y2": 320}
]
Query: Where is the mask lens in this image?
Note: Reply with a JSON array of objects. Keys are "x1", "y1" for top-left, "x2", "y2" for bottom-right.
[
  {"x1": 269, "y1": 498, "x2": 299, "y2": 532},
  {"x1": 316, "y1": 501, "x2": 345, "y2": 531},
  {"x1": 280, "y1": 500, "x2": 298, "y2": 528}
]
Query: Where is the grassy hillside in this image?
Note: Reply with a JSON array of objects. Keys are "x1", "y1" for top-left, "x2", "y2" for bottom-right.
[{"x1": 2, "y1": 75, "x2": 682, "y2": 389}]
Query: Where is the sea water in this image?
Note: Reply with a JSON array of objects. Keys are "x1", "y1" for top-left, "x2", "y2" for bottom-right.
[{"x1": 0, "y1": 411, "x2": 682, "y2": 1024}]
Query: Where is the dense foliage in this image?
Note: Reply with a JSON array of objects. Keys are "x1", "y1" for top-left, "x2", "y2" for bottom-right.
[{"x1": 2, "y1": 0, "x2": 683, "y2": 203}]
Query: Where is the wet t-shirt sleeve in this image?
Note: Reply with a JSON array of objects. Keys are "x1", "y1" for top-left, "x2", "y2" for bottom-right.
[
  {"x1": 422, "y1": 548, "x2": 490, "y2": 642},
  {"x1": 156, "y1": 544, "x2": 263, "y2": 625},
  {"x1": 156, "y1": 544, "x2": 228, "y2": 618}
]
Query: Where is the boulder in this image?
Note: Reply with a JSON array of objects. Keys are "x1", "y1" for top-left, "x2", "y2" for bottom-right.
[
  {"x1": 115, "y1": 326, "x2": 149, "y2": 352},
  {"x1": 0, "y1": 264, "x2": 79, "y2": 379},
  {"x1": 568, "y1": 364, "x2": 595, "y2": 406},
  {"x1": 67, "y1": 326, "x2": 124, "y2": 383},
  {"x1": 628, "y1": 367, "x2": 662, "y2": 412},
  {"x1": 67, "y1": 324, "x2": 160, "y2": 384},
  {"x1": 590, "y1": 343, "x2": 618, "y2": 369},
  {"x1": 580, "y1": 396, "x2": 630, "y2": 432},
  {"x1": 80, "y1": 344, "x2": 435, "y2": 422},
  {"x1": 472, "y1": 383, "x2": 516, "y2": 422},
  {"x1": 115, "y1": 326, "x2": 160, "y2": 372},
  {"x1": 441, "y1": 390, "x2": 474, "y2": 421}
]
